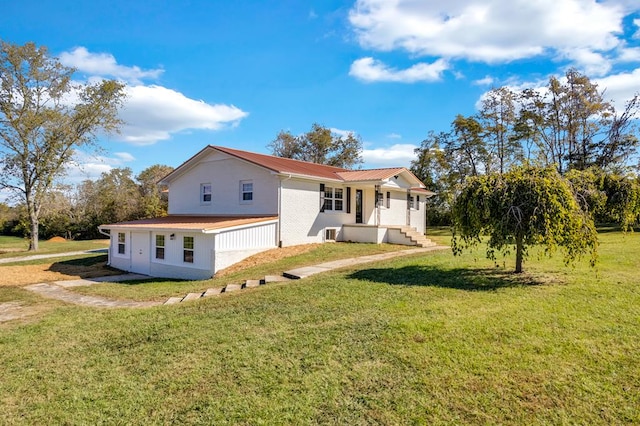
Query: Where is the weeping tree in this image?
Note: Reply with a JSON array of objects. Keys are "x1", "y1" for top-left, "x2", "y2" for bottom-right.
[
  {"x1": 452, "y1": 165, "x2": 598, "y2": 273},
  {"x1": 0, "y1": 40, "x2": 126, "y2": 250}
]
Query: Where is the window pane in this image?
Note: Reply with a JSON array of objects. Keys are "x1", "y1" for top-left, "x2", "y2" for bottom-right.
[
  {"x1": 334, "y1": 188, "x2": 343, "y2": 199},
  {"x1": 183, "y1": 250, "x2": 194, "y2": 263},
  {"x1": 156, "y1": 235, "x2": 164, "y2": 247},
  {"x1": 118, "y1": 244, "x2": 125, "y2": 254},
  {"x1": 184, "y1": 236, "x2": 194, "y2": 249},
  {"x1": 203, "y1": 194, "x2": 211, "y2": 202},
  {"x1": 118, "y1": 233, "x2": 125, "y2": 243},
  {"x1": 324, "y1": 187, "x2": 333, "y2": 198},
  {"x1": 335, "y1": 200, "x2": 343, "y2": 211},
  {"x1": 243, "y1": 192, "x2": 253, "y2": 201},
  {"x1": 323, "y1": 199, "x2": 333, "y2": 211},
  {"x1": 242, "y1": 183, "x2": 253, "y2": 191},
  {"x1": 156, "y1": 247, "x2": 165, "y2": 260}
]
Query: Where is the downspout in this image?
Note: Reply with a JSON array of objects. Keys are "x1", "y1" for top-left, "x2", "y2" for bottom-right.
[{"x1": 278, "y1": 174, "x2": 292, "y2": 247}]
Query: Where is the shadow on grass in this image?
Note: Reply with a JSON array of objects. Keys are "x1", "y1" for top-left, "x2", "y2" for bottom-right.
[{"x1": 349, "y1": 265, "x2": 545, "y2": 291}]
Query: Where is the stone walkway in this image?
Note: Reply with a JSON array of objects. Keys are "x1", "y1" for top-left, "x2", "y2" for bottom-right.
[{"x1": 1, "y1": 245, "x2": 449, "y2": 322}]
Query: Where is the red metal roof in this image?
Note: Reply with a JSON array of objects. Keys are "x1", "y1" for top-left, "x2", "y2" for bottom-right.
[
  {"x1": 100, "y1": 215, "x2": 278, "y2": 232},
  {"x1": 212, "y1": 146, "x2": 348, "y2": 180}
]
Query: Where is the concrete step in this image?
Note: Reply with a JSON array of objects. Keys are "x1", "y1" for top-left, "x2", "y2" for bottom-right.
[
  {"x1": 182, "y1": 292, "x2": 203, "y2": 302},
  {"x1": 261, "y1": 275, "x2": 291, "y2": 284},
  {"x1": 244, "y1": 279, "x2": 261, "y2": 288},
  {"x1": 164, "y1": 297, "x2": 183, "y2": 305},
  {"x1": 223, "y1": 283, "x2": 242, "y2": 293},
  {"x1": 203, "y1": 287, "x2": 224, "y2": 297}
]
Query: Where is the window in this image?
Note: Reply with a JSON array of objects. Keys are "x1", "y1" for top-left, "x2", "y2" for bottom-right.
[
  {"x1": 386, "y1": 192, "x2": 391, "y2": 208},
  {"x1": 240, "y1": 181, "x2": 253, "y2": 202},
  {"x1": 416, "y1": 195, "x2": 420, "y2": 210},
  {"x1": 408, "y1": 196, "x2": 415, "y2": 209},
  {"x1": 322, "y1": 186, "x2": 344, "y2": 212},
  {"x1": 117, "y1": 232, "x2": 126, "y2": 254},
  {"x1": 376, "y1": 191, "x2": 383, "y2": 207},
  {"x1": 155, "y1": 234, "x2": 165, "y2": 260},
  {"x1": 183, "y1": 236, "x2": 194, "y2": 263},
  {"x1": 201, "y1": 183, "x2": 212, "y2": 204},
  {"x1": 325, "y1": 228, "x2": 337, "y2": 241}
]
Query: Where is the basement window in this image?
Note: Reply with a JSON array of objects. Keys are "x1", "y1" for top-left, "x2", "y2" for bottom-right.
[{"x1": 325, "y1": 228, "x2": 337, "y2": 242}]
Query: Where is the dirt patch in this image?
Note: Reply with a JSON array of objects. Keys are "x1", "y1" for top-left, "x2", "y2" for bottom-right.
[
  {"x1": 0, "y1": 261, "x2": 120, "y2": 287},
  {"x1": 47, "y1": 236, "x2": 67, "y2": 242},
  {"x1": 216, "y1": 244, "x2": 321, "y2": 277}
]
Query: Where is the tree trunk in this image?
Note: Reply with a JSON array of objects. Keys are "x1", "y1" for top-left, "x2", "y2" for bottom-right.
[
  {"x1": 515, "y1": 232, "x2": 524, "y2": 273},
  {"x1": 28, "y1": 210, "x2": 39, "y2": 251}
]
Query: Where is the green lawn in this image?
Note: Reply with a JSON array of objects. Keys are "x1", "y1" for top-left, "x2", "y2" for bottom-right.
[
  {"x1": 0, "y1": 236, "x2": 109, "y2": 259},
  {"x1": 0, "y1": 231, "x2": 638, "y2": 424}
]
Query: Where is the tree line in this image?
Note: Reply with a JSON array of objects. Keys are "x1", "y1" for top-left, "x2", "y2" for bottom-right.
[
  {"x1": 410, "y1": 69, "x2": 640, "y2": 227},
  {"x1": 0, "y1": 165, "x2": 172, "y2": 240}
]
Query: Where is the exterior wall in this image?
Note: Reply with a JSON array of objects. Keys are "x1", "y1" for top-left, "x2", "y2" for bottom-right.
[
  {"x1": 342, "y1": 225, "x2": 387, "y2": 243},
  {"x1": 213, "y1": 222, "x2": 278, "y2": 272},
  {"x1": 167, "y1": 152, "x2": 279, "y2": 216},
  {"x1": 106, "y1": 222, "x2": 277, "y2": 280},
  {"x1": 279, "y1": 178, "x2": 351, "y2": 246},
  {"x1": 409, "y1": 196, "x2": 426, "y2": 234},
  {"x1": 379, "y1": 189, "x2": 409, "y2": 226}
]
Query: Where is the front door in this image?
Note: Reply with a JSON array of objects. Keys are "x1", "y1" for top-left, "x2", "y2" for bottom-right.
[
  {"x1": 355, "y1": 190, "x2": 363, "y2": 224},
  {"x1": 130, "y1": 231, "x2": 150, "y2": 275}
]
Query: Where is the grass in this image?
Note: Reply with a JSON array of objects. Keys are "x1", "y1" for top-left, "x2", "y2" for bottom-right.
[
  {"x1": 72, "y1": 242, "x2": 418, "y2": 301},
  {"x1": 0, "y1": 232, "x2": 638, "y2": 424},
  {"x1": 0, "y1": 236, "x2": 109, "y2": 259}
]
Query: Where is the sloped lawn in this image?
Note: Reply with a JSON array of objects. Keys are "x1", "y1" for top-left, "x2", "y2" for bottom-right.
[{"x1": 0, "y1": 231, "x2": 638, "y2": 424}]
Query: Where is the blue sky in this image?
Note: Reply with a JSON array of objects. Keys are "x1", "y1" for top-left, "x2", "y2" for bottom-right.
[{"x1": 2, "y1": 0, "x2": 640, "y2": 184}]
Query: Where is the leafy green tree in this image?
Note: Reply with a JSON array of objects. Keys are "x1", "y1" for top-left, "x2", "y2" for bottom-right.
[
  {"x1": 447, "y1": 115, "x2": 489, "y2": 178},
  {"x1": 479, "y1": 87, "x2": 522, "y2": 174},
  {"x1": 452, "y1": 165, "x2": 598, "y2": 273},
  {"x1": 0, "y1": 40, "x2": 126, "y2": 250},
  {"x1": 269, "y1": 123, "x2": 363, "y2": 169},
  {"x1": 600, "y1": 174, "x2": 640, "y2": 230},
  {"x1": 137, "y1": 164, "x2": 173, "y2": 217}
]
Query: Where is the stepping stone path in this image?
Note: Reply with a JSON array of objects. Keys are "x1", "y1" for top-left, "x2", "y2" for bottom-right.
[{"x1": 5, "y1": 245, "x2": 449, "y2": 317}]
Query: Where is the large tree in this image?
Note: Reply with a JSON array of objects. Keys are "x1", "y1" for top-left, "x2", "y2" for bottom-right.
[
  {"x1": 0, "y1": 41, "x2": 125, "y2": 250},
  {"x1": 452, "y1": 165, "x2": 598, "y2": 273},
  {"x1": 137, "y1": 164, "x2": 174, "y2": 217},
  {"x1": 268, "y1": 123, "x2": 363, "y2": 169}
]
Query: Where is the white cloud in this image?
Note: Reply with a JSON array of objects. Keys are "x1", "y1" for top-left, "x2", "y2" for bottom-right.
[
  {"x1": 595, "y1": 68, "x2": 640, "y2": 109},
  {"x1": 634, "y1": 18, "x2": 640, "y2": 38},
  {"x1": 473, "y1": 75, "x2": 495, "y2": 86},
  {"x1": 60, "y1": 47, "x2": 163, "y2": 84},
  {"x1": 363, "y1": 143, "x2": 418, "y2": 168},
  {"x1": 349, "y1": 57, "x2": 448, "y2": 83},
  {"x1": 559, "y1": 48, "x2": 612, "y2": 77},
  {"x1": 349, "y1": 0, "x2": 630, "y2": 65},
  {"x1": 57, "y1": 47, "x2": 248, "y2": 145},
  {"x1": 330, "y1": 127, "x2": 356, "y2": 139},
  {"x1": 64, "y1": 150, "x2": 136, "y2": 183},
  {"x1": 119, "y1": 85, "x2": 248, "y2": 145},
  {"x1": 387, "y1": 133, "x2": 402, "y2": 139}
]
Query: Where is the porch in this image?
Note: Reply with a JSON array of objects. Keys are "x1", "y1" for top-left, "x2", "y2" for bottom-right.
[{"x1": 341, "y1": 224, "x2": 435, "y2": 248}]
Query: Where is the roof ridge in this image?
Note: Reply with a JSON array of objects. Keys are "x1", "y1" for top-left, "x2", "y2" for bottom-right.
[{"x1": 211, "y1": 145, "x2": 350, "y2": 172}]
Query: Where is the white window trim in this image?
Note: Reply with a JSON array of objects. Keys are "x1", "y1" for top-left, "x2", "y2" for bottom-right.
[
  {"x1": 154, "y1": 234, "x2": 166, "y2": 262},
  {"x1": 200, "y1": 183, "x2": 212, "y2": 205},
  {"x1": 240, "y1": 180, "x2": 253, "y2": 204},
  {"x1": 183, "y1": 236, "x2": 195, "y2": 264},
  {"x1": 115, "y1": 232, "x2": 127, "y2": 257},
  {"x1": 324, "y1": 227, "x2": 338, "y2": 242},
  {"x1": 323, "y1": 186, "x2": 344, "y2": 213}
]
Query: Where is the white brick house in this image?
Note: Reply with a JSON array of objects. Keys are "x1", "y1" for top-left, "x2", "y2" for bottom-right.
[{"x1": 99, "y1": 145, "x2": 434, "y2": 279}]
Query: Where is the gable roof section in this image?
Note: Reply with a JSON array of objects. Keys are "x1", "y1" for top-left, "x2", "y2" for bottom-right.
[{"x1": 160, "y1": 145, "x2": 427, "y2": 188}]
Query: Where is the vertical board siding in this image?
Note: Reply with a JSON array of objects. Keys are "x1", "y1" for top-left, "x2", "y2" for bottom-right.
[{"x1": 216, "y1": 223, "x2": 277, "y2": 250}]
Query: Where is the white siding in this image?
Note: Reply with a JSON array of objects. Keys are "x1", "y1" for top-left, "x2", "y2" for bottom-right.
[
  {"x1": 379, "y1": 190, "x2": 409, "y2": 226},
  {"x1": 167, "y1": 152, "x2": 279, "y2": 216},
  {"x1": 410, "y1": 196, "x2": 426, "y2": 234},
  {"x1": 279, "y1": 179, "x2": 354, "y2": 246}
]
